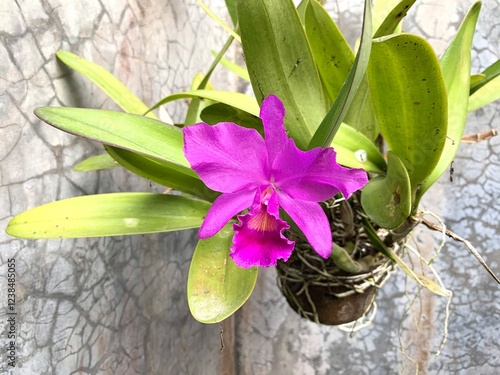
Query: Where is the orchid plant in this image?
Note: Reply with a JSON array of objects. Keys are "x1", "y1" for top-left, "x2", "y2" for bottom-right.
[{"x1": 6, "y1": 0, "x2": 500, "y2": 324}]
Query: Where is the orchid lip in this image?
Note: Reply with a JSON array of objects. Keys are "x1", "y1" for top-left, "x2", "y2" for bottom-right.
[{"x1": 247, "y1": 209, "x2": 280, "y2": 232}]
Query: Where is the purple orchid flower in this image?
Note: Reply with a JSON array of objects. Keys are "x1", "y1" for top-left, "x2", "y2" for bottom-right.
[{"x1": 182, "y1": 95, "x2": 368, "y2": 268}]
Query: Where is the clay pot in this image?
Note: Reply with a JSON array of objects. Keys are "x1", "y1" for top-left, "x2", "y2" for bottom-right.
[
  {"x1": 277, "y1": 196, "x2": 402, "y2": 325},
  {"x1": 280, "y1": 279, "x2": 378, "y2": 325}
]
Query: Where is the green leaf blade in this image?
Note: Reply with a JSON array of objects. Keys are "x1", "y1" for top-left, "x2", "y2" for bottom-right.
[
  {"x1": 188, "y1": 225, "x2": 258, "y2": 323},
  {"x1": 468, "y1": 74, "x2": 500, "y2": 111},
  {"x1": 34, "y1": 107, "x2": 196, "y2": 178},
  {"x1": 361, "y1": 151, "x2": 411, "y2": 229},
  {"x1": 224, "y1": 0, "x2": 238, "y2": 26},
  {"x1": 56, "y1": 50, "x2": 166, "y2": 122},
  {"x1": 421, "y1": 2, "x2": 481, "y2": 196},
  {"x1": 362, "y1": 218, "x2": 450, "y2": 296},
  {"x1": 6, "y1": 193, "x2": 210, "y2": 239},
  {"x1": 73, "y1": 153, "x2": 119, "y2": 172},
  {"x1": 470, "y1": 60, "x2": 500, "y2": 94},
  {"x1": 56, "y1": 51, "x2": 209, "y2": 196},
  {"x1": 308, "y1": 0, "x2": 373, "y2": 149},
  {"x1": 236, "y1": 0, "x2": 327, "y2": 149},
  {"x1": 148, "y1": 90, "x2": 259, "y2": 118},
  {"x1": 305, "y1": 0, "x2": 354, "y2": 104},
  {"x1": 368, "y1": 34, "x2": 448, "y2": 199},
  {"x1": 343, "y1": 76, "x2": 379, "y2": 141},
  {"x1": 332, "y1": 124, "x2": 386, "y2": 173},
  {"x1": 373, "y1": 0, "x2": 417, "y2": 38},
  {"x1": 201, "y1": 103, "x2": 263, "y2": 134},
  {"x1": 105, "y1": 146, "x2": 218, "y2": 201}
]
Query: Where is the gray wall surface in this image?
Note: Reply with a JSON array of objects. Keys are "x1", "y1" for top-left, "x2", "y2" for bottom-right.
[{"x1": 1, "y1": 1, "x2": 499, "y2": 374}]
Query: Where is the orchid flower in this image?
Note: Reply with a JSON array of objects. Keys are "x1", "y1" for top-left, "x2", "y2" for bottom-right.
[{"x1": 182, "y1": 95, "x2": 368, "y2": 268}]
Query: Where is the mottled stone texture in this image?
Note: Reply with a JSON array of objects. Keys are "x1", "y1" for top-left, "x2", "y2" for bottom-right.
[
  {"x1": 0, "y1": 0, "x2": 499, "y2": 374},
  {"x1": 1, "y1": 1, "x2": 231, "y2": 374}
]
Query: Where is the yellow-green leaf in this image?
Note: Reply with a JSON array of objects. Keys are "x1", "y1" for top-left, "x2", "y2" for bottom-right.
[
  {"x1": 332, "y1": 124, "x2": 386, "y2": 173},
  {"x1": 188, "y1": 225, "x2": 258, "y2": 323},
  {"x1": 305, "y1": 0, "x2": 354, "y2": 104},
  {"x1": 147, "y1": 90, "x2": 259, "y2": 118},
  {"x1": 362, "y1": 218, "x2": 450, "y2": 297},
  {"x1": 308, "y1": 0, "x2": 372, "y2": 149},
  {"x1": 470, "y1": 60, "x2": 500, "y2": 94},
  {"x1": 373, "y1": 0, "x2": 416, "y2": 38},
  {"x1": 105, "y1": 146, "x2": 218, "y2": 201},
  {"x1": 73, "y1": 153, "x2": 119, "y2": 172},
  {"x1": 420, "y1": 2, "x2": 481, "y2": 198},
  {"x1": 34, "y1": 107, "x2": 196, "y2": 178},
  {"x1": 369, "y1": 34, "x2": 447, "y2": 202},
  {"x1": 6, "y1": 193, "x2": 210, "y2": 239},
  {"x1": 237, "y1": 0, "x2": 327, "y2": 149},
  {"x1": 468, "y1": 74, "x2": 500, "y2": 111},
  {"x1": 56, "y1": 50, "x2": 167, "y2": 122},
  {"x1": 361, "y1": 151, "x2": 411, "y2": 229}
]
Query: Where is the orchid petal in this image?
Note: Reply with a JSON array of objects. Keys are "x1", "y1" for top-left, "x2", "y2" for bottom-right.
[
  {"x1": 278, "y1": 192, "x2": 332, "y2": 259},
  {"x1": 183, "y1": 122, "x2": 269, "y2": 193},
  {"x1": 199, "y1": 189, "x2": 255, "y2": 238},
  {"x1": 260, "y1": 95, "x2": 288, "y2": 166},
  {"x1": 273, "y1": 139, "x2": 368, "y2": 201},
  {"x1": 231, "y1": 186, "x2": 294, "y2": 268}
]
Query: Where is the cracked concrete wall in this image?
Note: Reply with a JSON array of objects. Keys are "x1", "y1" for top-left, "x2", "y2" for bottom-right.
[
  {"x1": 1, "y1": 1, "x2": 499, "y2": 375},
  {"x1": 1, "y1": 1, "x2": 233, "y2": 374}
]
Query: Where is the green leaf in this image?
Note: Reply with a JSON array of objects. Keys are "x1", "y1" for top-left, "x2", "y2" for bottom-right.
[
  {"x1": 73, "y1": 153, "x2": 119, "y2": 172},
  {"x1": 470, "y1": 60, "x2": 500, "y2": 94},
  {"x1": 185, "y1": 36, "x2": 234, "y2": 126},
  {"x1": 343, "y1": 76, "x2": 379, "y2": 141},
  {"x1": 347, "y1": 0, "x2": 419, "y2": 141},
  {"x1": 188, "y1": 225, "x2": 258, "y2": 323},
  {"x1": 305, "y1": 0, "x2": 354, "y2": 104},
  {"x1": 56, "y1": 50, "x2": 168, "y2": 122},
  {"x1": 419, "y1": 2, "x2": 481, "y2": 198},
  {"x1": 331, "y1": 124, "x2": 386, "y2": 173},
  {"x1": 190, "y1": 72, "x2": 215, "y2": 92},
  {"x1": 55, "y1": 51, "x2": 208, "y2": 198},
  {"x1": 368, "y1": 34, "x2": 447, "y2": 201},
  {"x1": 6, "y1": 193, "x2": 210, "y2": 239},
  {"x1": 224, "y1": 0, "x2": 238, "y2": 26},
  {"x1": 184, "y1": 74, "x2": 215, "y2": 126},
  {"x1": 237, "y1": 0, "x2": 327, "y2": 149},
  {"x1": 372, "y1": 0, "x2": 399, "y2": 33},
  {"x1": 468, "y1": 74, "x2": 500, "y2": 111},
  {"x1": 470, "y1": 73, "x2": 486, "y2": 89},
  {"x1": 331, "y1": 243, "x2": 374, "y2": 273},
  {"x1": 34, "y1": 107, "x2": 197, "y2": 178},
  {"x1": 362, "y1": 218, "x2": 450, "y2": 297},
  {"x1": 383, "y1": 244, "x2": 450, "y2": 297},
  {"x1": 104, "y1": 146, "x2": 218, "y2": 201},
  {"x1": 308, "y1": 0, "x2": 372, "y2": 149},
  {"x1": 361, "y1": 151, "x2": 411, "y2": 229},
  {"x1": 296, "y1": 0, "x2": 309, "y2": 23},
  {"x1": 147, "y1": 90, "x2": 259, "y2": 118},
  {"x1": 373, "y1": 0, "x2": 416, "y2": 38},
  {"x1": 200, "y1": 103, "x2": 263, "y2": 135},
  {"x1": 344, "y1": 0, "x2": 419, "y2": 141}
]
